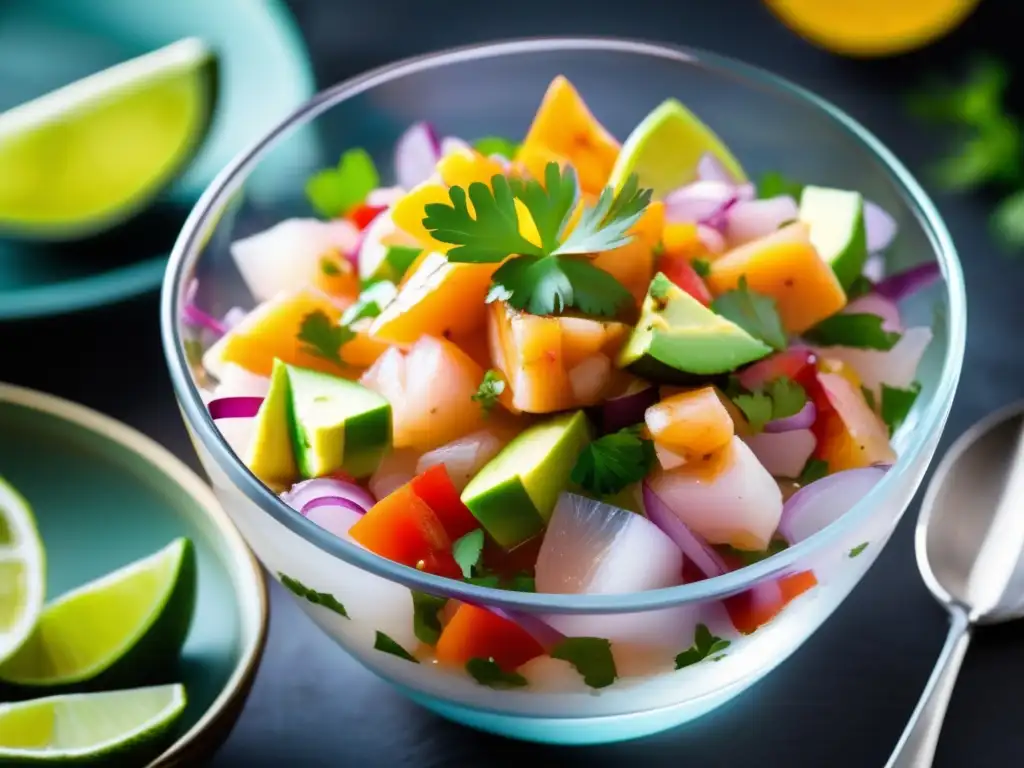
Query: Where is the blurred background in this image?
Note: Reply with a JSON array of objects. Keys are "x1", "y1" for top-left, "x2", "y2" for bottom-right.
[{"x1": 2, "y1": 0, "x2": 1023, "y2": 765}]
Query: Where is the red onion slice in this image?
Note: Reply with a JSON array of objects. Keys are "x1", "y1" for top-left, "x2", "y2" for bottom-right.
[
  {"x1": 726, "y1": 196, "x2": 799, "y2": 246},
  {"x1": 745, "y1": 429, "x2": 816, "y2": 478},
  {"x1": 301, "y1": 496, "x2": 367, "y2": 516},
  {"x1": 642, "y1": 481, "x2": 727, "y2": 578},
  {"x1": 282, "y1": 476, "x2": 376, "y2": 515},
  {"x1": 601, "y1": 383, "x2": 659, "y2": 434},
  {"x1": 777, "y1": 466, "x2": 888, "y2": 544},
  {"x1": 222, "y1": 306, "x2": 247, "y2": 330},
  {"x1": 664, "y1": 180, "x2": 737, "y2": 223},
  {"x1": 696, "y1": 224, "x2": 726, "y2": 254},
  {"x1": 864, "y1": 200, "x2": 897, "y2": 253},
  {"x1": 208, "y1": 396, "x2": 264, "y2": 420},
  {"x1": 302, "y1": 499, "x2": 365, "y2": 539},
  {"x1": 874, "y1": 263, "x2": 941, "y2": 302},
  {"x1": 394, "y1": 122, "x2": 441, "y2": 190},
  {"x1": 764, "y1": 401, "x2": 816, "y2": 434},
  {"x1": 182, "y1": 279, "x2": 227, "y2": 336},
  {"x1": 697, "y1": 152, "x2": 738, "y2": 184}
]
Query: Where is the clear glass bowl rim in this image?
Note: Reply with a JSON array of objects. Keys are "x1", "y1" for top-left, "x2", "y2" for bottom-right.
[{"x1": 161, "y1": 36, "x2": 966, "y2": 616}]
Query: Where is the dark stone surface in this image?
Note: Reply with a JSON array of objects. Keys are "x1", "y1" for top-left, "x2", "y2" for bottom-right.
[{"x1": 3, "y1": 0, "x2": 1024, "y2": 765}]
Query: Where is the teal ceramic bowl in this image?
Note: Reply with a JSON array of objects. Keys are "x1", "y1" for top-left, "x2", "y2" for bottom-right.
[
  {"x1": 0, "y1": 383, "x2": 268, "y2": 766},
  {"x1": 163, "y1": 39, "x2": 965, "y2": 746},
  {"x1": 0, "y1": 0, "x2": 317, "y2": 320}
]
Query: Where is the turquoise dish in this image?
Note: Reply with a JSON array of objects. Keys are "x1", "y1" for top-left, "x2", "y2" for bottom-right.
[
  {"x1": 0, "y1": 383, "x2": 268, "y2": 765},
  {"x1": 0, "y1": 0, "x2": 317, "y2": 321}
]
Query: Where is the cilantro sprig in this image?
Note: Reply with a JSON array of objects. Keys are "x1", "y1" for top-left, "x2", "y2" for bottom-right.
[
  {"x1": 422, "y1": 162, "x2": 649, "y2": 317},
  {"x1": 411, "y1": 591, "x2": 447, "y2": 645},
  {"x1": 305, "y1": 148, "x2": 379, "y2": 218},
  {"x1": 757, "y1": 171, "x2": 805, "y2": 200},
  {"x1": 803, "y1": 313, "x2": 902, "y2": 351},
  {"x1": 797, "y1": 458, "x2": 830, "y2": 486},
  {"x1": 881, "y1": 382, "x2": 922, "y2": 436},
  {"x1": 452, "y1": 529, "x2": 485, "y2": 579},
  {"x1": 373, "y1": 631, "x2": 419, "y2": 663},
  {"x1": 466, "y1": 657, "x2": 528, "y2": 689},
  {"x1": 675, "y1": 624, "x2": 730, "y2": 669},
  {"x1": 471, "y1": 369, "x2": 506, "y2": 414},
  {"x1": 297, "y1": 310, "x2": 355, "y2": 366},
  {"x1": 711, "y1": 277, "x2": 788, "y2": 351},
  {"x1": 550, "y1": 637, "x2": 617, "y2": 689},
  {"x1": 730, "y1": 376, "x2": 808, "y2": 434},
  {"x1": 571, "y1": 425, "x2": 656, "y2": 496}
]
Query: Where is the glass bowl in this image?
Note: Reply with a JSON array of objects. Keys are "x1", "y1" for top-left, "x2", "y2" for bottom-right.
[{"x1": 161, "y1": 38, "x2": 966, "y2": 745}]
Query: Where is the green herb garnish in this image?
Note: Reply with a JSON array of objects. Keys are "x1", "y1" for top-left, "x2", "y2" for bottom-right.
[
  {"x1": 571, "y1": 425, "x2": 656, "y2": 496},
  {"x1": 550, "y1": 637, "x2": 617, "y2": 689},
  {"x1": 803, "y1": 313, "x2": 902, "y2": 351},
  {"x1": 471, "y1": 369, "x2": 506, "y2": 414},
  {"x1": 279, "y1": 573, "x2": 348, "y2": 618},
  {"x1": 452, "y1": 529, "x2": 485, "y2": 580},
  {"x1": 675, "y1": 624, "x2": 731, "y2": 669},
  {"x1": 757, "y1": 171, "x2": 805, "y2": 200},
  {"x1": 340, "y1": 281, "x2": 398, "y2": 326},
  {"x1": 845, "y1": 275, "x2": 875, "y2": 301},
  {"x1": 505, "y1": 572, "x2": 536, "y2": 593},
  {"x1": 849, "y1": 542, "x2": 869, "y2": 558},
  {"x1": 411, "y1": 591, "x2": 447, "y2": 645},
  {"x1": 861, "y1": 385, "x2": 877, "y2": 411},
  {"x1": 320, "y1": 258, "x2": 342, "y2": 276},
  {"x1": 691, "y1": 258, "x2": 712, "y2": 277},
  {"x1": 731, "y1": 376, "x2": 808, "y2": 434},
  {"x1": 797, "y1": 458, "x2": 830, "y2": 486},
  {"x1": 373, "y1": 631, "x2": 419, "y2": 663},
  {"x1": 305, "y1": 148, "x2": 380, "y2": 218},
  {"x1": 711, "y1": 276, "x2": 788, "y2": 351},
  {"x1": 474, "y1": 136, "x2": 520, "y2": 158},
  {"x1": 880, "y1": 382, "x2": 922, "y2": 436},
  {"x1": 297, "y1": 310, "x2": 354, "y2": 366},
  {"x1": 466, "y1": 657, "x2": 528, "y2": 689},
  {"x1": 717, "y1": 538, "x2": 789, "y2": 567}
]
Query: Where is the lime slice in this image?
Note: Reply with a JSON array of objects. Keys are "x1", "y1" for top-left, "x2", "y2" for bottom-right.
[
  {"x1": 0, "y1": 684, "x2": 186, "y2": 764},
  {"x1": 0, "y1": 538, "x2": 196, "y2": 689},
  {"x1": 0, "y1": 477, "x2": 45, "y2": 667},
  {"x1": 609, "y1": 98, "x2": 746, "y2": 198},
  {"x1": 798, "y1": 185, "x2": 868, "y2": 289},
  {"x1": 0, "y1": 38, "x2": 218, "y2": 240}
]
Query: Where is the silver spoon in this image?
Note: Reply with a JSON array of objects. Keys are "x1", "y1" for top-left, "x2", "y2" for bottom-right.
[{"x1": 886, "y1": 402, "x2": 1024, "y2": 768}]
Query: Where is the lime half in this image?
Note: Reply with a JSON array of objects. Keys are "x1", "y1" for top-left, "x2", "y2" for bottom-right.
[
  {"x1": 0, "y1": 684, "x2": 186, "y2": 765},
  {"x1": 608, "y1": 98, "x2": 747, "y2": 198},
  {"x1": 0, "y1": 538, "x2": 196, "y2": 689},
  {"x1": 0, "y1": 477, "x2": 45, "y2": 667},
  {"x1": 0, "y1": 38, "x2": 218, "y2": 240}
]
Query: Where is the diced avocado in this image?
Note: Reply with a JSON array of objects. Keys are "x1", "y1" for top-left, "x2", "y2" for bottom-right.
[
  {"x1": 617, "y1": 273, "x2": 772, "y2": 383},
  {"x1": 245, "y1": 359, "x2": 298, "y2": 487},
  {"x1": 798, "y1": 185, "x2": 867, "y2": 289},
  {"x1": 285, "y1": 363, "x2": 392, "y2": 479},
  {"x1": 461, "y1": 411, "x2": 591, "y2": 549}
]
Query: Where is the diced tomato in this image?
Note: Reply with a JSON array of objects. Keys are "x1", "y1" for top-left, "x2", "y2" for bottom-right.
[
  {"x1": 738, "y1": 346, "x2": 818, "y2": 392},
  {"x1": 347, "y1": 203, "x2": 386, "y2": 231},
  {"x1": 723, "y1": 571, "x2": 818, "y2": 635},
  {"x1": 410, "y1": 465, "x2": 479, "y2": 540},
  {"x1": 349, "y1": 484, "x2": 461, "y2": 578},
  {"x1": 435, "y1": 604, "x2": 545, "y2": 671},
  {"x1": 658, "y1": 253, "x2": 713, "y2": 306}
]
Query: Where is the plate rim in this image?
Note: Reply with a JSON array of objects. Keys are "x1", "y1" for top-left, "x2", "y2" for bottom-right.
[{"x1": 0, "y1": 382, "x2": 269, "y2": 766}]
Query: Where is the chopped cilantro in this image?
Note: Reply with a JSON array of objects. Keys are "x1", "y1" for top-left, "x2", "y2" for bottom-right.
[
  {"x1": 675, "y1": 624, "x2": 731, "y2": 669},
  {"x1": 464, "y1": 574, "x2": 501, "y2": 588},
  {"x1": 471, "y1": 369, "x2": 506, "y2": 414},
  {"x1": 717, "y1": 538, "x2": 789, "y2": 567},
  {"x1": 411, "y1": 591, "x2": 447, "y2": 645},
  {"x1": 373, "y1": 631, "x2": 419, "y2": 663},
  {"x1": 473, "y1": 136, "x2": 520, "y2": 158},
  {"x1": 861, "y1": 385, "x2": 877, "y2": 411},
  {"x1": 731, "y1": 376, "x2": 807, "y2": 434},
  {"x1": 711, "y1": 276, "x2": 788, "y2": 351},
  {"x1": 340, "y1": 281, "x2": 398, "y2": 326},
  {"x1": 757, "y1": 171, "x2": 804, "y2": 200},
  {"x1": 845, "y1": 275, "x2": 875, "y2": 300},
  {"x1": 554, "y1": 172, "x2": 652, "y2": 255},
  {"x1": 571, "y1": 425, "x2": 656, "y2": 496},
  {"x1": 803, "y1": 313, "x2": 902, "y2": 350},
  {"x1": 452, "y1": 529, "x2": 485, "y2": 579},
  {"x1": 649, "y1": 272, "x2": 673, "y2": 301},
  {"x1": 297, "y1": 310, "x2": 354, "y2": 366},
  {"x1": 691, "y1": 258, "x2": 712, "y2": 277},
  {"x1": 506, "y1": 572, "x2": 536, "y2": 592},
  {"x1": 551, "y1": 637, "x2": 617, "y2": 689},
  {"x1": 320, "y1": 258, "x2": 341, "y2": 276},
  {"x1": 305, "y1": 148, "x2": 379, "y2": 218},
  {"x1": 881, "y1": 382, "x2": 922, "y2": 436},
  {"x1": 183, "y1": 338, "x2": 204, "y2": 368},
  {"x1": 797, "y1": 458, "x2": 830, "y2": 486},
  {"x1": 849, "y1": 542, "x2": 869, "y2": 558},
  {"x1": 279, "y1": 573, "x2": 348, "y2": 618},
  {"x1": 466, "y1": 657, "x2": 528, "y2": 689}
]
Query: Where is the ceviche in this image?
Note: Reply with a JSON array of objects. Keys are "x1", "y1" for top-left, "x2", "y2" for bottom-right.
[{"x1": 185, "y1": 76, "x2": 938, "y2": 690}]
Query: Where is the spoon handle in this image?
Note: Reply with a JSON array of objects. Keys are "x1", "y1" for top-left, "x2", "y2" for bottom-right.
[{"x1": 885, "y1": 606, "x2": 971, "y2": 768}]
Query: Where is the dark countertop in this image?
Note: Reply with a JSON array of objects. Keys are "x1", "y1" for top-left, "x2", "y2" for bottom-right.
[{"x1": 4, "y1": 0, "x2": 1024, "y2": 765}]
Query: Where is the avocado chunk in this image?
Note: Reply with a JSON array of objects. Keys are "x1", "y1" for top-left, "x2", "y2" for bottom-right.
[
  {"x1": 245, "y1": 359, "x2": 298, "y2": 488},
  {"x1": 617, "y1": 273, "x2": 772, "y2": 383},
  {"x1": 285, "y1": 363, "x2": 392, "y2": 479},
  {"x1": 461, "y1": 410, "x2": 591, "y2": 549},
  {"x1": 798, "y1": 185, "x2": 867, "y2": 289}
]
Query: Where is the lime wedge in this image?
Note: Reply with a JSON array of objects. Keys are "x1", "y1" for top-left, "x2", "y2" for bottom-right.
[
  {"x1": 608, "y1": 98, "x2": 746, "y2": 198},
  {"x1": 0, "y1": 38, "x2": 218, "y2": 240},
  {"x1": 0, "y1": 538, "x2": 196, "y2": 689},
  {"x1": 0, "y1": 684, "x2": 186, "y2": 764},
  {"x1": 0, "y1": 477, "x2": 45, "y2": 667}
]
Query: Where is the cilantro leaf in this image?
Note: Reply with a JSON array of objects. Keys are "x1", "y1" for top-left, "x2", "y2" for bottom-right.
[
  {"x1": 555, "y1": 173, "x2": 652, "y2": 255},
  {"x1": 731, "y1": 376, "x2": 807, "y2": 433},
  {"x1": 757, "y1": 171, "x2": 804, "y2": 200},
  {"x1": 711, "y1": 277, "x2": 788, "y2": 351},
  {"x1": 731, "y1": 391, "x2": 773, "y2": 433},
  {"x1": 846, "y1": 275, "x2": 875, "y2": 301},
  {"x1": 551, "y1": 637, "x2": 617, "y2": 689},
  {"x1": 861, "y1": 385, "x2": 878, "y2": 412},
  {"x1": 488, "y1": 254, "x2": 631, "y2": 317},
  {"x1": 717, "y1": 539, "x2": 789, "y2": 567},
  {"x1": 466, "y1": 657, "x2": 528, "y2": 689},
  {"x1": 512, "y1": 161, "x2": 579, "y2": 252},
  {"x1": 340, "y1": 281, "x2": 398, "y2": 326},
  {"x1": 373, "y1": 631, "x2": 419, "y2": 663},
  {"x1": 849, "y1": 542, "x2": 869, "y2": 558},
  {"x1": 691, "y1": 258, "x2": 712, "y2": 277},
  {"x1": 279, "y1": 573, "x2": 348, "y2": 618},
  {"x1": 880, "y1": 382, "x2": 921, "y2": 436},
  {"x1": 506, "y1": 573, "x2": 536, "y2": 592},
  {"x1": 675, "y1": 624, "x2": 731, "y2": 669},
  {"x1": 803, "y1": 313, "x2": 902, "y2": 350},
  {"x1": 297, "y1": 310, "x2": 354, "y2": 366},
  {"x1": 305, "y1": 148, "x2": 379, "y2": 218},
  {"x1": 797, "y1": 458, "x2": 830, "y2": 486},
  {"x1": 452, "y1": 529, "x2": 485, "y2": 579},
  {"x1": 471, "y1": 369, "x2": 506, "y2": 414},
  {"x1": 571, "y1": 425, "x2": 656, "y2": 496},
  {"x1": 474, "y1": 136, "x2": 520, "y2": 159},
  {"x1": 411, "y1": 591, "x2": 447, "y2": 645},
  {"x1": 320, "y1": 258, "x2": 341, "y2": 277}
]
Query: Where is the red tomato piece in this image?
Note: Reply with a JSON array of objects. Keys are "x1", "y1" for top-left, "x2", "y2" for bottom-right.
[
  {"x1": 435, "y1": 604, "x2": 545, "y2": 671},
  {"x1": 410, "y1": 465, "x2": 480, "y2": 540},
  {"x1": 723, "y1": 571, "x2": 818, "y2": 635},
  {"x1": 349, "y1": 484, "x2": 461, "y2": 578},
  {"x1": 738, "y1": 347, "x2": 818, "y2": 392},
  {"x1": 658, "y1": 253, "x2": 714, "y2": 306},
  {"x1": 347, "y1": 203, "x2": 386, "y2": 231}
]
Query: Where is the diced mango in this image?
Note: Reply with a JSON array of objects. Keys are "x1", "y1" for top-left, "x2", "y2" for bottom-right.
[
  {"x1": 706, "y1": 222, "x2": 847, "y2": 334},
  {"x1": 645, "y1": 387, "x2": 735, "y2": 459},
  {"x1": 662, "y1": 222, "x2": 708, "y2": 261},
  {"x1": 311, "y1": 250, "x2": 360, "y2": 302},
  {"x1": 516, "y1": 76, "x2": 620, "y2": 195},
  {"x1": 437, "y1": 149, "x2": 506, "y2": 188},
  {"x1": 815, "y1": 372, "x2": 896, "y2": 471},
  {"x1": 390, "y1": 182, "x2": 452, "y2": 253},
  {"x1": 592, "y1": 201, "x2": 664, "y2": 303}
]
